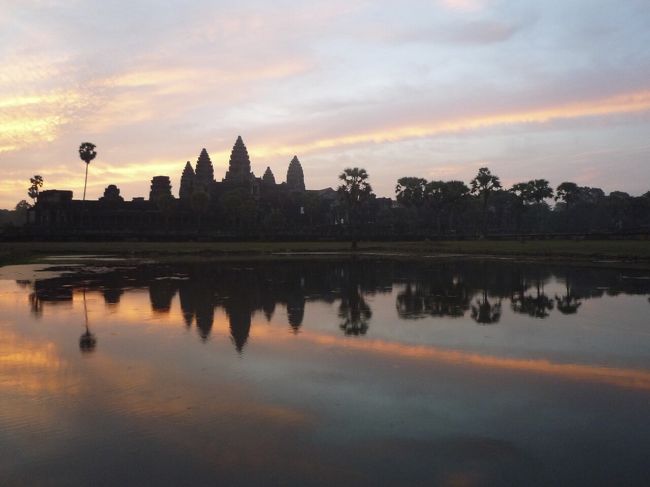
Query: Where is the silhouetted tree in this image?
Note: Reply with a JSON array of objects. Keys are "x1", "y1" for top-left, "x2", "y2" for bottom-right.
[
  {"x1": 425, "y1": 180, "x2": 446, "y2": 234},
  {"x1": 15, "y1": 200, "x2": 31, "y2": 211},
  {"x1": 338, "y1": 167, "x2": 373, "y2": 250},
  {"x1": 555, "y1": 182, "x2": 580, "y2": 211},
  {"x1": 470, "y1": 167, "x2": 502, "y2": 236},
  {"x1": 78, "y1": 142, "x2": 97, "y2": 202},
  {"x1": 12, "y1": 200, "x2": 31, "y2": 226},
  {"x1": 528, "y1": 179, "x2": 553, "y2": 204},
  {"x1": 28, "y1": 175, "x2": 43, "y2": 205},
  {"x1": 395, "y1": 177, "x2": 427, "y2": 208},
  {"x1": 441, "y1": 181, "x2": 470, "y2": 234}
]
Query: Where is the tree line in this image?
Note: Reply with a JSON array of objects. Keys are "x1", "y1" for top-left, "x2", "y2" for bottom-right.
[{"x1": 337, "y1": 165, "x2": 649, "y2": 238}]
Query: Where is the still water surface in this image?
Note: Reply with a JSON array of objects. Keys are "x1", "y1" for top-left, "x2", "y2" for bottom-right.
[{"x1": 1, "y1": 258, "x2": 649, "y2": 486}]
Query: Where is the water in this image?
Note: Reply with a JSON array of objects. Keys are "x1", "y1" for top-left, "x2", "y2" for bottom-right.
[{"x1": 1, "y1": 257, "x2": 649, "y2": 486}]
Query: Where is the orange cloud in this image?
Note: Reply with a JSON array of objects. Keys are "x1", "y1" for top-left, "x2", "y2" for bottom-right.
[
  {"x1": 252, "y1": 90, "x2": 650, "y2": 157},
  {"x1": 0, "y1": 90, "x2": 86, "y2": 154}
]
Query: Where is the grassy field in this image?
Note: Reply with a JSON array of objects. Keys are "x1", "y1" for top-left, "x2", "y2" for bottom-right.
[{"x1": 1, "y1": 239, "x2": 650, "y2": 266}]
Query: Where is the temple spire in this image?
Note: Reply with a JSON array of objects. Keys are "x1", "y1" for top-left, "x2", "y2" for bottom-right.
[
  {"x1": 179, "y1": 161, "x2": 195, "y2": 200},
  {"x1": 149, "y1": 176, "x2": 172, "y2": 201},
  {"x1": 262, "y1": 166, "x2": 276, "y2": 185},
  {"x1": 224, "y1": 136, "x2": 252, "y2": 184},
  {"x1": 194, "y1": 148, "x2": 214, "y2": 192},
  {"x1": 286, "y1": 155, "x2": 305, "y2": 191}
]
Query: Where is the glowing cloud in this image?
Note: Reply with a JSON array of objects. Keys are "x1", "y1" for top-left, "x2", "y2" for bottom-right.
[{"x1": 255, "y1": 90, "x2": 650, "y2": 156}]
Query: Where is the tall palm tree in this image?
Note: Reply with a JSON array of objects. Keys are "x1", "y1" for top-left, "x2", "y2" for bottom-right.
[
  {"x1": 470, "y1": 167, "x2": 501, "y2": 237},
  {"x1": 78, "y1": 142, "x2": 97, "y2": 201},
  {"x1": 337, "y1": 167, "x2": 373, "y2": 250}
]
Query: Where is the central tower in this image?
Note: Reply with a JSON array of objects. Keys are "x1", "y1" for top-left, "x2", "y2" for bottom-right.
[{"x1": 224, "y1": 136, "x2": 253, "y2": 184}]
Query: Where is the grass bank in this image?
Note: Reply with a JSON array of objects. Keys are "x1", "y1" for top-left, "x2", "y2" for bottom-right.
[{"x1": 1, "y1": 240, "x2": 650, "y2": 267}]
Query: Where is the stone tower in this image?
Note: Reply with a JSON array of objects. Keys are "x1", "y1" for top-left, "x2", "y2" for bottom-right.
[
  {"x1": 179, "y1": 161, "x2": 195, "y2": 200},
  {"x1": 149, "y1": 176, "x2": 172, "y2": 201},
  {"x1": 286, "y1": 155, "x2": 305, "y2": 191},
  {"x1": 224, "y1": 136, "x2": 252, "y2": 184},
  {"x1": 194, "y1": 148, "x2": 214, "y2": 192},
  {"x1": 262, "y1": 166, "x2": 276, "y2": 186},
  {"x1": 99, "y1": 184, "x2": 124, "y2": 203}
]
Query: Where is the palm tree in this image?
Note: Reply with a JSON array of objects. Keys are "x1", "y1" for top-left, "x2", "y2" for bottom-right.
[
  {"x1": 470, "y1": 167, "x2": 501, "y2": 236},
  {"x1": 28, "y1": 175, "x2": 43, "y2": 205},
  {"x1": 337, "y1": 167, "x2": 373, "y2": 250},
  {"x1": 78, "y1": 142, "x2": 97, "y2": 201}
]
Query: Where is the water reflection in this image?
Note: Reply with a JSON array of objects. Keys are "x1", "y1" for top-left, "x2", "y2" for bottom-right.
[
  {"x1": 19, "y1": 259, "x2": 650, "y2": 353},
  {"x1": 4, "y1": 258, "x2": 650, "y2": 486},
  {"x1": 79, "y1": 289, "x2": 97, "y2": 353},
  {"x1": 338, "y1": 263, "x2": 372, "y2": 336}
]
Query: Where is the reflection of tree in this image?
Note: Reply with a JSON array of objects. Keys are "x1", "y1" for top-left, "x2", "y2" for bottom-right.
[
  {"x1": 555, "y1": 279, "x2": 582, "y2": 315},
  {"x1": 79, "y1": 290, "x2": 97, "y2": 353},
  {"x1": 511, "y1": 279, "x2": 553, "y2": 319},
  {"x1": 29, "y1": 292, "x2": 43, "y2": 317},
  {"x1": 471, "y1": 290, "x2": 502, "y2": 325},
  {"x1": 395, "y1": 277, "x2": 470, "y2": 319},
  {"x1": 338, "y1": 263, "x2": 372, "y2": 336},
  {"x1": 396, "y1": 283, "x2": 426, "y2": 318}
]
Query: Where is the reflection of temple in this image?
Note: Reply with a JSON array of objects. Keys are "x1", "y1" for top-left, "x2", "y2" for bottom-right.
[
  {"x1": 27, "y1": 136, "x2": 340, "y2": 237},
  {"x1": 19, "y1": 260, "x2": 650, "y2": 352}
]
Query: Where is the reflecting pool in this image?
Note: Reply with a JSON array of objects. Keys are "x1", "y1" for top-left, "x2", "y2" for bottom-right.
[{"x1": 1, "y1": 257, "x2": 649, "y2": 486}]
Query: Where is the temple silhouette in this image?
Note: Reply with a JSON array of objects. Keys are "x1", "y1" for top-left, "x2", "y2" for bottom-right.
[{"x1": 27, "y1": 136, "x2": 349, "y2": 238}]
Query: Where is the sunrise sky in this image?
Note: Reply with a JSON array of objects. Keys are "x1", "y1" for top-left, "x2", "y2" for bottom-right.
[{"x1": 1, "y1": 0, "x2": 649, "y2": 209}]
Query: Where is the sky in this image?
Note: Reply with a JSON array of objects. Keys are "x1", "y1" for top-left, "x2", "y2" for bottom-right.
[{"x1": 1, "y1": 0, "x2": 649, "y2": 209}]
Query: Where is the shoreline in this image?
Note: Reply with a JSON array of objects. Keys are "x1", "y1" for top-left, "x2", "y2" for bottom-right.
[{"x1": 2, "y1": 240, "x2": 650, "y2": 269}]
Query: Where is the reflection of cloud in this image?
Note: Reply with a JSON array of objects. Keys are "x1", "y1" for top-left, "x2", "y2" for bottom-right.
[
  {"x1": 0, "y1": 328, "x2": 75, "y2": 396},
  {"x1": 252, "y1": 327, "x2": 650, "y2": 392}
]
